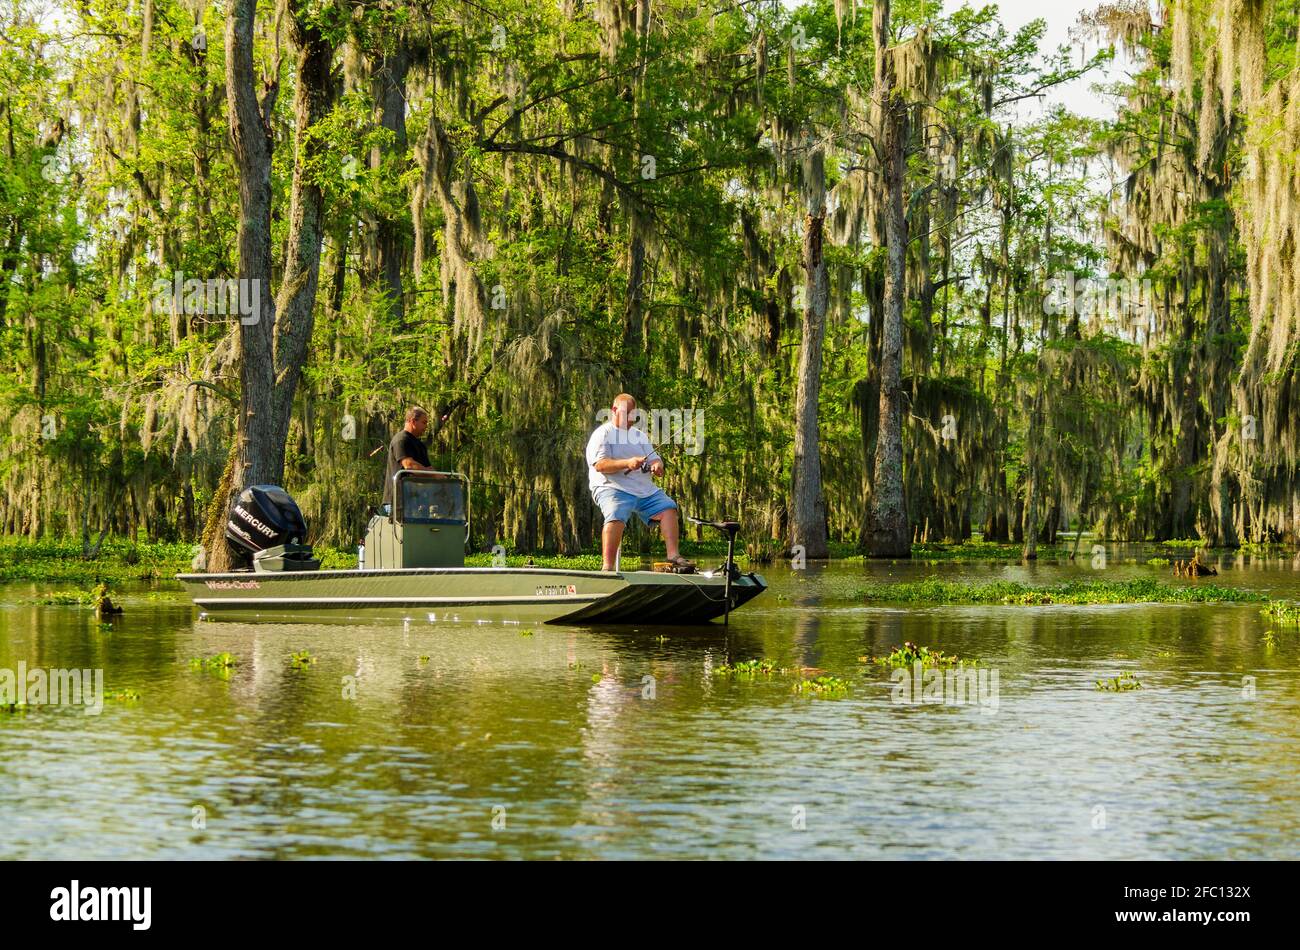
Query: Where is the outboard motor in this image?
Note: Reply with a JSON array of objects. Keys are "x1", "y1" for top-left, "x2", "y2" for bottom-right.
[{"x1": 225, "y1": 485, "x2": 320, "y2": 573}]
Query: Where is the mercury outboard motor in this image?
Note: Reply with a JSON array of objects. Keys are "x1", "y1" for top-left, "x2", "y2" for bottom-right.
[{"x1": 225, "y1": 485, "x2": 320, "y2": 572}]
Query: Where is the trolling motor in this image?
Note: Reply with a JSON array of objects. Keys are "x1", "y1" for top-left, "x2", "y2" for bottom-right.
[{"x1": 686, "y1": 515, "x2": 742, "y2": 625}]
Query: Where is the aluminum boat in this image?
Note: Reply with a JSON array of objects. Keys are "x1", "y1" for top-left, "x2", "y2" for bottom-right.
[{"x1": 178, "y1": 471, "x2": 766, "y2": 625}]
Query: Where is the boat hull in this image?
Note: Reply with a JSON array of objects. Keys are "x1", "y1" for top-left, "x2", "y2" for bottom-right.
[{"x1": 176, "y1": 566, "x2": 766, "y2": 625}]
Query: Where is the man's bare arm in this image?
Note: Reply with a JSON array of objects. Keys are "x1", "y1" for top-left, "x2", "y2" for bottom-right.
[
  {"x1": 593, "y1": 456, "x2": 645, "y2": 474},
  {"x1": 400, "y1": 457, "x2": 432, "y2": 470}
]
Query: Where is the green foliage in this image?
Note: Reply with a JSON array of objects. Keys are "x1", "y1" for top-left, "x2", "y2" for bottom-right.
[
  {"x1": 1095, "y1": 672, "x2": 1143, "y2": 692},
  {"x1": 1262, "y1": 601, "x2": 1300, "y2": 626},
  {"x1": 1239, "y1": 542, "x2": 1290, "y2": 554},
  {"x1": 0, "y1": 0, "x2": 1289, "y2": 562},
  {"x1": 745, "y1": 538, "x2": 782, "y2": 566},
  {"x1": 190, "y1": 653, "x2": 238, "y2": 674},
  {"x1": 868, "y1": 642, "x2": 978, "y2": 669},
  {"x1": 40, "y1": 590, "x2": 95, "y2": 606},
  {"x1": 792, "y1": 675, "x2": 850, "y2": 698},
  {"x1": 1, "y1": 538, "x2": 193, "y2": 583},
  {"x1": 906, "y1": 540, "x2": 1073, "y2": 562},
  {"x1": 714, "y1": 658, "x2": 785, "y2": 677},
  {"x1": 857, "y1": 578, "x2": 1268, "y2": 605}
]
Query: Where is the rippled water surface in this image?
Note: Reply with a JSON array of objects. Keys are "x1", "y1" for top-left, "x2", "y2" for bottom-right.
[{"x1": 3, "y1": 548, "x2": 1299, "y2": 859}]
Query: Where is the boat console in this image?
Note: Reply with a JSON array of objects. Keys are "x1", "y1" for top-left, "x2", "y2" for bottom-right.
[{"x1": 363, "y1": 470, "x2": 470, "y2": 569}]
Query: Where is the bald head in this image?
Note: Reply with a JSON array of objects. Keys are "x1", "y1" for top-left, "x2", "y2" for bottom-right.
[{"x1": 611, "y1": 393, "x2": 638, "y2": 429}]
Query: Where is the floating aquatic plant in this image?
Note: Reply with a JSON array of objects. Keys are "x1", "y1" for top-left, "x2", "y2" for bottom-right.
[
  {"x1": 289, "y1": 650, "x2": 316, "y2": 670},
  {"x1": 1239, "y1": 542, "x2": 1291, "y2": 554},
  {"x1": 866, "y1": 642, "x2": 978, "y2": 669},
  {"x1": 0, "y1": 539, "x2": 195, "y2": 584},
  {"x1": 1262, "y1": 601, "x2": 1300, "y2": 626},
  {"x1": 901, "y1": 540, "x2": 1074, "y2": 562},
  {"x1": 793, "y1": 675, "x2": 850, "y2": 698},
  {"x1": 714, "y1": 658, "x2": 785, "y2": 677},
  {"x1": 190, "y1": 652, "x2": 238, "y2": 673},
  {"x1": 1095, "y1": 671, "x2": 1143, "y2": 692},
  {"x1": 41, "y1": 590, "x2": 94, "y2": 606},
  {"x1": 857, "y1": 579, "x2": 1267, "y2": 606},
  {"x1": 1158, "y1": 539, "x2": 1206, "y2": 550},
  {"x1": 1003, "y1": 590, "x2": 1056, "y2": 605}
]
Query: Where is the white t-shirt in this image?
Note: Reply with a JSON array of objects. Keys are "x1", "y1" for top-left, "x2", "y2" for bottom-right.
[{"x1": 586, "y1": 422, "x2": 661, "y2": 497}]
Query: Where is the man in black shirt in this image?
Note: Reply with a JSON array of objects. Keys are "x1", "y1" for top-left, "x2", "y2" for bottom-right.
[{"x1": 383, "y1": 406, "x2": 433, "y2": 507}]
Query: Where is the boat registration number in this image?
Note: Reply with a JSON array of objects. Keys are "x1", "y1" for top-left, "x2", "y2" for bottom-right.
[{"x1": 535, "y1": 584, "x2": 577, "y2": 596}]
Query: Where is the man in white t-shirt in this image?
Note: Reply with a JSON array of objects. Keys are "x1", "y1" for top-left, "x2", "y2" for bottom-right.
[{"x1": 586, "y1": 393, "x2": 694, "y2": 572}]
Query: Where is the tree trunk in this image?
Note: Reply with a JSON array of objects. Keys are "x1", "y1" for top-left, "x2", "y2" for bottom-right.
[
  {"x1": 866, "y1": 0, "x2": 911, "y2": 559},
  {"x1": 791, "y1": 146, "x2": 829, "y2": 559},
  {"x1": 372, "y1": 41, "x2": 408, "y2": 327},
  {"x1": 1022, "y1": 375, "x2": 1044, "y2": 560},
  {"x1": 206, "y1": 0, "x2": 334, "y2": 571}
]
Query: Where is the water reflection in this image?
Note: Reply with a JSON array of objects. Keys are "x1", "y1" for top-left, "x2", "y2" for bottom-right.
[{"x1": 1, "y1": 554, "x2": 1298, "y2": 858}]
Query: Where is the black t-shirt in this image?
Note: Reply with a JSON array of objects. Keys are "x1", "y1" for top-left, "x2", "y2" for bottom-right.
[{"x1": 383, "y1": 429, "x2": 431, "y2": 505}]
